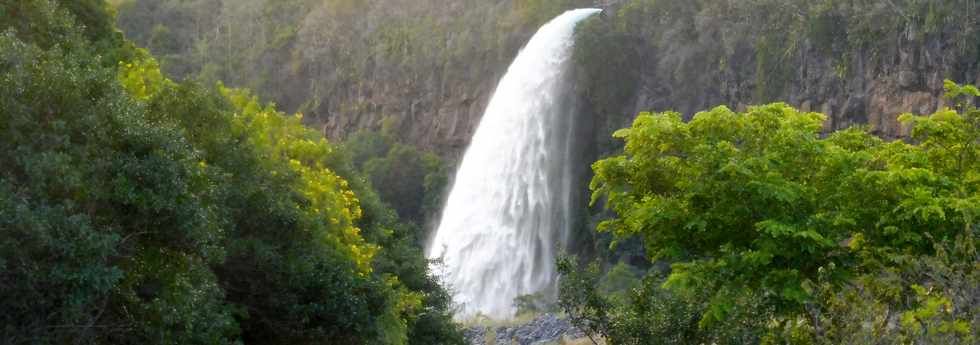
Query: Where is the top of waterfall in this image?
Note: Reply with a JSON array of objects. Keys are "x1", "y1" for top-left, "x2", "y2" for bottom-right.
[{"x1": 570, "y1": 8, "x2": 603, "y2": 14}]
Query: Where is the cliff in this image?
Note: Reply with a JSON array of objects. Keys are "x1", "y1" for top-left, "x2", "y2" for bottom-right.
[
  {"x1": 114, "y1": 0, "x2": 566, "y2": 161},
  {"x1": 575, "y1": 1, "x2": 979, "y2": 157},
  {"x1": 115, "y1": 0, "x2": 980, "y2": 164}
]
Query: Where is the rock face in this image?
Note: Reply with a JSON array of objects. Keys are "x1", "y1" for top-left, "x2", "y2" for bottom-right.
[
  {"x1": 464, "y1": 314, "x2": 586, "y2": 345},
  {"x1": 321, "y1": 13, "x2": 979, "y2": 167},
  {"x1": 318, "y1": 67, "x2": 504, "y2": 163},
  {"x1": 115, "y1": 0, "x2": 980, "y2": 164},
  {"x1": 577, "y1": 3, "x2": 980, "y2": 157},
  {"x1": 753, "y1": 38, "x2": 965, "y2": 140}
]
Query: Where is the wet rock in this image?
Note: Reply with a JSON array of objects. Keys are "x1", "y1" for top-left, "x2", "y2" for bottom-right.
[
  {"x1": 463, "y1": 327, "x2": 488, "y2": 345},
  {"x1": 898, "y1": 69, "x2": 918, "y2": 89},
  {"x1": 467, "y1": 314, "x2": 584, "y2": 345}
]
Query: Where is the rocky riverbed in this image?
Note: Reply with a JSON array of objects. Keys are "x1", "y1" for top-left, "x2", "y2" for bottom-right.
[{"x1": 464, "y1": 313, "x2": 589, "y2": 345}]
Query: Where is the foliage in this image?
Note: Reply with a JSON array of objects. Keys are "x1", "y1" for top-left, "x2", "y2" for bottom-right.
[
  {"x1": 334, "y1": 126, "x2": 462, "y2": 345},
  {"x1": 110, "y1": 0, "x2": 654, "y2": 163},
  {"x1": 558, "y1": 256, "x2": 772, "y2": 345},
  {"x1": 364, "y1": 144, "x2": 447, "y2": 226},
  {"x1": 335, "y1": 143, "x2": 462, "y2": 345},
  {"x1": 512, "y1": 0, "x2": 593, "y2": 27},
  {"x1": 112, "y1": 0, "x2": 559, "y2": 126},
  {"x1": 0, "y1": 3, "x2": 235, "y2": 341},
  {"x1": 342, "y1": 129, "x2": 448, "y2": 229},
  {"x1": 585, "y1": 81, "x2": 979, "y2": 343},
  {"x1": 598, "y1": 261, "x2": 642, "y2": 301},
  {"x1": 763, "y1": 243, "x2": 978, "y2": 344},
  {"x1": 557, "y1": 256, "x2": 611, "y2": 345},
  {"x1": 0, "y1": 1, "x2": 464, "y2": 344},
  {"x1": 512, "y1": 292, "x2": 558, "y2": 315}
]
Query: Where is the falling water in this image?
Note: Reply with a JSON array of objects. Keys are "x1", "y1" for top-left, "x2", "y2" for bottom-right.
[{"x1": 428, "y1": 8, "x2": 601, "y2": 320}]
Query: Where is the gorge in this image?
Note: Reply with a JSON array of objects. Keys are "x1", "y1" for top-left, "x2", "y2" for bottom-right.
[{"x1": 2, "y1": 1, "x2": 978, "y2": 344}]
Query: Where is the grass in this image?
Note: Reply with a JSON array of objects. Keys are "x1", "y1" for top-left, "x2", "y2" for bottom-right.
[
  {"x1": 510, "y1": 335, "x2": 606, "y2": 345},
  {"x1": 566, "y1": 337, "x2": 607, "y2": 345},
  {"x1": 459, "y1": 311, "x2": 544, "y2": 329}
]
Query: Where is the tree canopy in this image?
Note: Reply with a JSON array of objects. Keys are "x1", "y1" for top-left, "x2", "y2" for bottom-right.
[
  {"x1": 0, "y1": 1, "x2": 463, "y2": 344},
  {"x1": 572, "y1": 82, "x2": 979, "y2": 344}
]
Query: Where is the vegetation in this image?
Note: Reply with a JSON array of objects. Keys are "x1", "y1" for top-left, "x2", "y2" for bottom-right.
[
  {"x1": 109, "y1": 0, "x2": 980, "y2": 162},
  {"x1": 560, "y1": 82, "x2": 979, "y2": 344},
  {"x1": 0, "y1": 1, "x2": 462, "y2": 344},
  {"x1": 108, "y1": 0, "x2": 579, "y2": 127},
  {"x1": 342, "y1": 127, "x2": 448, "y2": 229},
  {"x1": 4, "y1": 1, "x2": 980, "y2": 344}
]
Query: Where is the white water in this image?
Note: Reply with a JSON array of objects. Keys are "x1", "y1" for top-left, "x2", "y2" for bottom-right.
[{"x1": 427, "y1": 8, "x2": 601, "y2": 320}]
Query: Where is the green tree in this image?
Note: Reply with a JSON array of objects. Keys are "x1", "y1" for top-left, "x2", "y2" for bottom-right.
[
  {"x1": 0, "y1": 1, "x2": 465, "y2": 344},
  {"x1": 557, "y1": 256, "x2": 612, "y2": 345},
  {"x1": 0, "y1": 3, "x2": 237, "y2": 341},
  {"x1": 591, "y1": 82, "x2": 979, "y2": 332},
  {"x1": 364, "y1": 144, "x2": 446, "y2": 226}
]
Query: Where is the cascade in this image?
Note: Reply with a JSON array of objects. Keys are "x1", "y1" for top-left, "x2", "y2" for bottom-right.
[{"x1": 427, "y1": 8, "x2": 601, "y2": 319}]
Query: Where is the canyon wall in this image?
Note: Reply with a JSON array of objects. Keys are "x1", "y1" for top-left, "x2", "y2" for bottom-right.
[
  {"x1": 115, "y1": 0, "x2": 980, "y2": 164},
  {"x1": 575, "y1": 1, "x2": 979, "y2": 157}
]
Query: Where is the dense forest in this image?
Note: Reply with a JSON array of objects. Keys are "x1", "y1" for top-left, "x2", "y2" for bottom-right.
[
  {"x1": 1, "y1": 0, "x2": 978, "y2": 344},
  {"x1": 0, "y1": 1, "x2": 460, "y2": 344}
]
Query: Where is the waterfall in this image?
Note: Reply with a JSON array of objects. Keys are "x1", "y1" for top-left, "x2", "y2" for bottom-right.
[{"x1": 427, "y1": 8, "x2": 601, "y2": 320}]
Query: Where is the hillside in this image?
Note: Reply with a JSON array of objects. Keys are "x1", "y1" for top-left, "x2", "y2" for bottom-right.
[
  {"x1": 113, "y1": 0, "x2": 560, "y2": 159},
  {"x1": 114, "y1": 0, "x2": 980, "y2": 163}
]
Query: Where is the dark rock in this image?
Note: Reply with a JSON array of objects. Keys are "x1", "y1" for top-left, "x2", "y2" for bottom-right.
[
  {"x1": 464, "y1": 326, "x2": 488, "y2": 345},
  {"x1": 477, "y1": 314, "x2": 585, "y2": 345}
]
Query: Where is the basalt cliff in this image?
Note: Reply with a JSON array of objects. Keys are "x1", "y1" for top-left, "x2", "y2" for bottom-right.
[{"x1": 116, "y1": 0, "x2": 980, "y2": 163}]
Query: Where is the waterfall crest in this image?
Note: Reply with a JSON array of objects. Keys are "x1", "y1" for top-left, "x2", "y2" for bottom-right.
[{"x1": 427, "y1": 8, "x2": 601, "y2": 320}]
